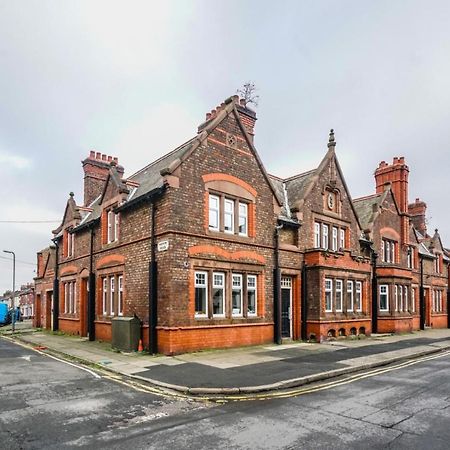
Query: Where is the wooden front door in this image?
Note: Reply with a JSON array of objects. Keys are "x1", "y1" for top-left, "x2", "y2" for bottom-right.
[
  {"x1": 281, "y1": 277, "x2": 292, "y2": 338},
  {"x1": 80, "y1": 278, "x2": 89, "y2": 337}
]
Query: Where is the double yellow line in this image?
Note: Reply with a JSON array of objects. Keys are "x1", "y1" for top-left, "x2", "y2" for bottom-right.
[{"x1": 103, "y1": 349, "x2": 450, "y2": 403}]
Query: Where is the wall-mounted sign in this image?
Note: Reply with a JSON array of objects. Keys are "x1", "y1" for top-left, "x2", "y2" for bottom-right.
[{"x1": 157, "y1": 240, "x2": 169, "y2": 252}]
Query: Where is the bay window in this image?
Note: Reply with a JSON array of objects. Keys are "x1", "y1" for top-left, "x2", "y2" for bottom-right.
[
  {"x1": 380, "y1": 285, "x2": 389, "y2": 311},
  {"x1": 232, "y1": 274, "x2": 243, "y2": 316},
  {"x1": 247, "y1": 275, "x2": 257, "y2": 316},
  {"x1": 195, "y1": 272, "x2": 208, "y2": 317},
  {"x1": 325, "y1": 278, "x2": 333, "y2": 312},
  {"x1": 212, "y1": 272, "x2": 225, "y2": 317},
  {"x1": 355, "y1": 281, "x2": 362, "y2": 312}
]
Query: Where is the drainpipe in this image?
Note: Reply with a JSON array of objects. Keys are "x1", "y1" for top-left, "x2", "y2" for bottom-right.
[
  {"x1": 419, "y1": 255, "x2": 425, "y2": 330},
  {"x1": 149, "y1": 202, "x2": 158, "y2": 354},
  {"x1": 274, "y1": 224, "x2": 283, "y2": 345},
  {"x1": 371, "y1": 250, "x2": 378, "y2": 334},
  {"x1": 88, "y1": 225, "x2": 96, "y2": 341},
  {"x1": 51, "y1": 238, "x2": 59, "y2": 332},
  {"x1": 301, "y1": 262, "x2": 308, "y2": 341}
]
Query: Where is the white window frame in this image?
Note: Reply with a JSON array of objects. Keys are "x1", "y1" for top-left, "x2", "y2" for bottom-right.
[
  {"x1": 355, "y1": 281, "x2": 362, "y2": 312},
  {"x1": 314, "y1": 222, "x2": 321, "y2": 248},
  {"x1": 118, "y1": 275, "x2": 124, "y2": 316},
  {"x1": 399, "y1": 285, "x2": 403, "y2": 312},
  {"x1": 335, "y1": 279, "x2": 343, "y2": 312},
  {"x1": 73, "y1": 282, "x2": 77, "y2": 314},
  {"x1": 332, "y1": 227, "x2": 338, "y2": 252},
  {"x1": 381, "y1": 240, "x2": 385, "y2": 262},
  {"x1": 347, "y1": 280, "x2": 354, "y2": 312},
  {"x1": 325, "y1": 278, "x2": 333, "y2": 312},
  {"x1": 391, "y1": 242, "x2": 395, "y2": 263},
  {"x1": 232, "y1": 274, "x2": 243, "y2": 316},
  {"x1": 194, "y1": 271, "x2": 208, "y2": 318},
  {"x1": 110, "y1": 277, "x2": 115, "y2": 316},
  {"x1": 339, "y1": 229, "x2": 345, "y2": 250},
  {"x1": 380, "y1": 284, "x2": 389, "y2": 311},
  {"x1": 208, "y1": 194, "x2": 220, "y2": 231},
  {"x1": 247, "y1": 275, "x2": 257, "y2": 316},
  {"x1": 404, "y1": 287, "x2": 408, "y2": 313},
  {"x1": 64, "y1": 283, "x2": 69, "y2": 314},
  {"x1": 394, "y1": 285, "x2": 398, "y2": 312},
  {"x1": 224, "y1": 199, "x2": 234, "y2": 234},
  {"x1": 68, "y1": 232, "x2": 75, "y2": 258},
  {"x1": 412, "y1": 287, "x2": 416, "y2": 313},
  {"x1": 212, "y1": 272, "x2": 225, "y2": 318},
  {"x1": 322, "y1": 224, "x2": 329, "y2": 250},
  {"x1": 102, "y1": 278, "x2": 108, "y2": 315},
  {"x1": 238, "y1": 202, "x2": 248, "y2": 236}
]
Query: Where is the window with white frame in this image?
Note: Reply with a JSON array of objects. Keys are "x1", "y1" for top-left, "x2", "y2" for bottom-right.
[
  {"x1": 332, "y1": 227, "x2": 338, "y2": 252},
  {"x1": 325, "y1": 278, "x2": 333, "y2": 312},
  {"x1": 314, "y1": 222, "x2": 346, "y2": 251},
  {"x1": 399, "y1": 285, "x2": 403, "y2": 312},
  {"x1": 238, "y1": 202, "x2": 248, "y2": 236},
  {"x1": 195, "y1": 272, "x2": 208, "y2": 317},
  {"x1": 209, "y1": 195, "x2": 220, "y2": 231},
  {"x1": 232, "y1": 274, "x2": 243, "y2": 316},
  {"x1": 102, "y1": 278, "x2": 107, "y2": 315},
  {"x1": 347, "y1": 281, "x2": 354, "y2": 312},
  {"x1": 247, "y1": 275, "x2": 257, "y2": 316},
  {"x1": 355, "y1": 281, "x2": 362, "y2": 312},
  {"x1": 224, "y1": 199, "x2": 234, "y2": 234},
  {"x1": 382, "y1": 238, "x2": 396, "y2": 263},
  {"x1": 340, "y1": 229, "x2": 345, "y2": 250},
  {"x1": 212, "y1": 272, "x2": 225, "y2": 317},
  {"x1": 314, "y1": 222, "x2": 321, "y2": 248},
  {"x1": 412, "y1": 287, "x2": 416, "y2": 313},
  {"x1": 322, "y1": 224, "x2": 329, "y2": 250},
  {"x1": 107, "y1": 209, "x2": 119, "y2": 243},
  {"x1": 67, "y1": 231, "x2": 75, "y2": 258},
  {"x1": 407, "y1": 247, "x2": 414, "y2": 269},
  {"x1": 64, "y1": 281, "x2": 76, "y2": 314},
  {"x1": 64, "y1": 283, "x2": 69, "y2": 313},
  {"x1": 380, "y1": 285, "x2": 389, "y2": 311},
  {"x1": 404, "y1": 286, "x2": 408, "y2": 313},
  {"x1": 335, "y1": 279, "x2": 343, "y2": 312},
  {"x1": 110, "y1": 277, "x2": 115, "y2": 316},
  {"x1": 118, "y1": 275, "x2": 124, "y2": 316},
  {"x1": 394, "y1": 285, "x2": 398, "y2": 311},
  {"x1": 208, "y1": 194, "x2": 250, "y2": 237},
  {"x1": 435, "y1": 256, "x2": 441, "y2": 273}
]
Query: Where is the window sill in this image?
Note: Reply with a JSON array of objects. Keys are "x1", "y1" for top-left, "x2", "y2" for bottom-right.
[{"x1": 207, "y1": 229, "x2": 252, "y2": 242}]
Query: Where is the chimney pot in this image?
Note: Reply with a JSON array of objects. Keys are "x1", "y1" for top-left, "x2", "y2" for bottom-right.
[
  {"x1": 107, "y1": 156, "x2": 112, "y2": 162},
  {"x1": 90, "y1": 150, "x2": 95, "y2": 158},
  {"x1": 96, "y1": 152, "x2": 101, "y2": 159},
  {"x1": 240, "y1": 98, "x2": 246, "y2": 106},
  {"x1": 113, "y1": 157, "x2": 118, "y2": 163},
  {"x1": 101, "y1": 154, "x2": 107, "y2": 161}
]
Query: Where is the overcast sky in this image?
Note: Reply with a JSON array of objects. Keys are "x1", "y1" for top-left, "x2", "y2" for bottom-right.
[{"x1": 1, "y1": 0, "x2": 450, "y2": 293}]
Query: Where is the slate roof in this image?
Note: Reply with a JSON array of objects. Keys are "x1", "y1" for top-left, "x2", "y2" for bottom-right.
[{"x1": 352, "y1": 194, "x2": 383, "y2": 231}]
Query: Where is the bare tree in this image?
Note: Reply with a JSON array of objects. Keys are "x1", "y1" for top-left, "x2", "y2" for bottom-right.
[{"x1": 237, "y1": 82, "x2": 259, "y2": 108}]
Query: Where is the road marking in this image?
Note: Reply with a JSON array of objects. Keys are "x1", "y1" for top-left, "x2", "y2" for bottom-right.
[
  {"x1": 2, "y1": 337, "x2": 101, "y2": 379},
  {"x1": 19, "y1": 355, "x2": 31, "y2": 361},
  {"x1": 34, "y1": 350, "x2": 102, "y2": 379}
]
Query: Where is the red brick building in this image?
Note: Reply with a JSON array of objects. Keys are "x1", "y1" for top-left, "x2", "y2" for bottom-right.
[
  {"x1": 354, "y1": 157, "x2": 449, "y2": 334},
  {"x1": 18, "y1": 283, "x2": 35, "y2": 319},
  {"x1": 37, "y1": 96, "x2": 450, "y2": 354},
  {"x1": 34, "y1": 246, "x2": 56, "y2": 329}
]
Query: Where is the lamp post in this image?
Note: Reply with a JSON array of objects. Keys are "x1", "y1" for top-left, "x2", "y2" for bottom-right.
[{"x1": 3, "y1": 250, "x2": 16, "y2": 332}]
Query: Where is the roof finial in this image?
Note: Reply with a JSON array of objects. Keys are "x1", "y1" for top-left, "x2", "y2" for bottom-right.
[
  {"x1": 69, "y1": 192, "x2": 74, "y2": 197},
  {"x1": 328, "y1": 129, "x2": 336, "y2": 149}
]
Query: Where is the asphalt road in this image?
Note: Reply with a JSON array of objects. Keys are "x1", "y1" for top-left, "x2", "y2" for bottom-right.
[{"x1": 2, "y1": 338, "x2": 450, "y2": 449}]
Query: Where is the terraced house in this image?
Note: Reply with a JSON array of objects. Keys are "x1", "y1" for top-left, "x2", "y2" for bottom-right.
[{"x1": 34, "y1": 95, "x2": 450, "y2": 354}]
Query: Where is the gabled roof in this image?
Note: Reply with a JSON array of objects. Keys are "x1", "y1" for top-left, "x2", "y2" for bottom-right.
[
  {"x1": 271, "y1": 131, "x2": 363, "y2": 229},
  {"x1": 71, "y1": 95, "x2": 282, "y2": 232},
  {"x1": 52, "y1": 193, "x2": 82, "y2": 235}
]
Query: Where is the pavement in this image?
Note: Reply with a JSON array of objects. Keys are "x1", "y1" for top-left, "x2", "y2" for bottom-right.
[{"x1": 2, "y1": 322, "x2": 450, "y2": 396}]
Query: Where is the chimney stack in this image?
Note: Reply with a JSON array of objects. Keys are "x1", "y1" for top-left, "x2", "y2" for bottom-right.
[
  {"x1": 374, "y1": 156, "x2": 409, "y2": 214},
  {"x1": 197, "y1": 95, "x2": 257, "y2": 142},
  {"x1": 408, "y1": 198, "x2": 427, "y2": 236},
  {"x1": 82, "y1": 151, "x2": 124, "y2": 206}
]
